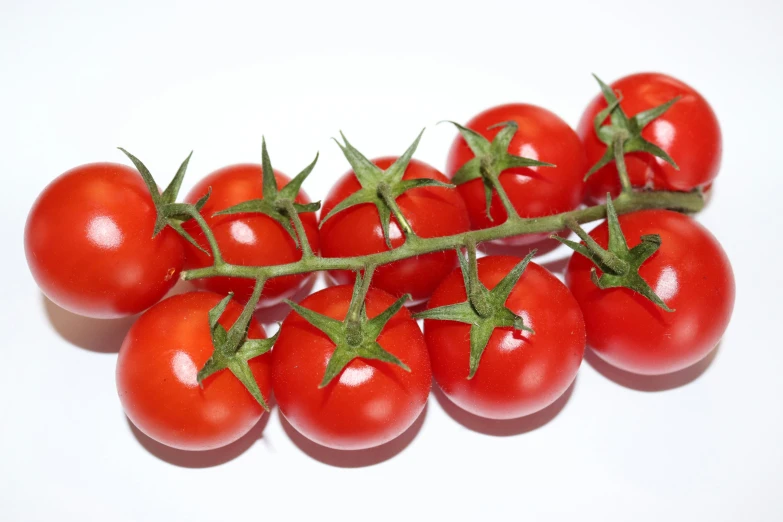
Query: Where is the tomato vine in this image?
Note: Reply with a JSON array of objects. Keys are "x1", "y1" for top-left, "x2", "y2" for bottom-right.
[{"x1": 119, "y1": 74, "x2": 706, "y2": 406}]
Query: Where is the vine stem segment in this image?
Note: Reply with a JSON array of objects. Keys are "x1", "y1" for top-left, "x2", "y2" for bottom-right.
[{"x1": 181, "y1": 188, "x2": 703, "y2": 282}]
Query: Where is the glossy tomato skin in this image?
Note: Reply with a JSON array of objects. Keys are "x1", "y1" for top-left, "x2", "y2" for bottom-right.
[
  {"x1": 182, "y1": 164, "x2": 319, "y2": 308},
  {"x1": 446, "y1": 104, "x2": 586, "y2": 246},
  {"x1": 565, "y1": 210, "x2": 734, "y2": 375},
  {"x1": 117, "y1": 292, "x2": 271, "y2": 451},
  {"x1": 577, "y1": 73, "x2": 722, "y2": 202},
  {"x1": 319, "y1": 158, "x2": 470, "y2": 306},
  {"x1": 424, "y1": 256, "x2": 585, "y2": 419},
  {"x1": 272, "y1": 285, "x2": 431, "y2": 450},
  {"x1": 24, "y1": 163, "x2": 184, "y2": 319}
]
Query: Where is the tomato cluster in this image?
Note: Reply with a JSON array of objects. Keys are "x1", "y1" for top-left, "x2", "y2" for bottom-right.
[{"x1": 25, "y1": 72, "x2": 734, "y2": 453}]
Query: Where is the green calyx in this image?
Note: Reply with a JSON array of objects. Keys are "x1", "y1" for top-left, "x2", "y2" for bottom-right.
[
  {"x1": 414, "y1": 244, "x2": 536, "y2": 379},
  {"x1": 197, "y1": 280, "x2": 276, "y2": 410},
  {"x1": 319, "y1": 130, "x2": 453, "y2": 248},
  {"x1": 585, "y1": 74, "x2": 680, "y2": 187},
  {"x1": 118, "y1": 148, "x2": 211, "y2": 254},
  {"x1": 552, "y1": 195, "x2": 673, "y2": 312},
  {"x1": 448, "y1": 120, "x2": 554, "y2": 221},
  {"x1": 214, "y1": 138, "x2": 320, "y2": 256},
  {"x1": 285, "y1": 267, "x2": 411, "y2": 388}
]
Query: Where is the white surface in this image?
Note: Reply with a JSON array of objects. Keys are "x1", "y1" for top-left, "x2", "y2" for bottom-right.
[{"x1": 1, "y1": 1, "x2": 781, "y2": 521}]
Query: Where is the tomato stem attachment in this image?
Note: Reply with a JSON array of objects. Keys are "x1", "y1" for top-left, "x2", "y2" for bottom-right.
[
  {"x1": 553, "y1": 195, "x2": 673, "y2": 312},
  {"x1": 563, "y1": 218, "x2": 628, "y2": 275},
  {"x1": 613, "y1": 134, "x2": 632, "y2": 193},
  {"x1": 211, "y1": 140, "x2": 321, "y2": 252},
  {"x1": 285, "y1": 269, "x2": 411, "y2": 388},
  {"x1": 320, "y1": 130, "x2": 445, "y2": 249},
  {"x1": 464, "y1": 239, "x2": 493, "y2": 318},
  {"x1": 377, "y1": 182, "x2": 416, "y2": 239},
  {"x1": 185, "y1": 205, "x2": 225, "y2": 265},
  {"x1": 196, "y1": 278, "x2": 274, "y2": 410},
  {"x1": 482, "y1": 162, "x2": 519, "y2": 222},
  {"x1": 584, "y1": 74, "x2": 680, "y2": 188},
  {"x1": 449, "y1": 120, "x2": 552, "y2": 222},
  {"x1": 277, "y1": 198, "x2": 314, "y2": 259},
  {"x1": 415, "y1": 249, "x2": 536, "y2": 379},
  {"x1": 345, "y1": 266, "x2": 376, "y2": 346}
]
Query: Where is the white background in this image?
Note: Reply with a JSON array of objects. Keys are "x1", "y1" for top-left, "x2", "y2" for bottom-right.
[{"x1": 1, "y1": 1, "x2": 781, "y2": 520}]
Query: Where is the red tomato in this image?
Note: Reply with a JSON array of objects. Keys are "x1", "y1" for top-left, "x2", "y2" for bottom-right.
[
  {"x1": 565, "y1": 210, "x2": 734, "y2": 375},
  {"x1": 319, "y1": 158, "x2": 470, "y2": 305},
  {"x1": 117, "y1": 292, "x2": 271, "y2": 451},
  {"x1": 577, "y1": 73, "x2": 722, "y2": 202},
  {"x1": 182, "y1": 164, "x2": 319, "y2": 308},
  {"x1": 272, "y1": 285, "x2": 431, "y2": 450},
  {"x1": 24, "y1": 163, "x2": 184, "y2": 319},
  {"x1": 446, "y1": 104, "x2": 586, "y2": 245},
  {"x1": 423, "y1": 256, "x2": 585, "y2": 419}
]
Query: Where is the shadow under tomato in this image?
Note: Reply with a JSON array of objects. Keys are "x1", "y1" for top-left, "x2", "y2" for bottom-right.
[
  {"x1": 431, "y1": 376, "x2": 577, "y2": 436},
  {"x1": 41, "y1": 280, "x2": 193, "y2": 354},
  {"x1": 279, "y1": 401, "x2": 428, "y2": 468},
  {"x1": 42, "y1": 294, "x2": 136, "y2": 354},
  {"x1": 584, "y1": 342, "x2": 721, "y2": 392},
  {"x1": 126, "y1": 406, "x2": 272, "y2": 468}
]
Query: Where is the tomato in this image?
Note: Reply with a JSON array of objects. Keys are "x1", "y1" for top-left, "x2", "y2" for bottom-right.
[
  {"x1": 423, "y1": 256, "x2": 585, "y2": 419},
  {"x1": 319, "y1": 158, "x2": 470, "y2": 305},
  {"x1": 24, "y1": 163, "x2": 184, "y2": 319},
  {"x1": 565, "y1": 210, "x2": 734, "y2": 375},
  {"x1": 117, "y1": 292, "x2": 271, "y2": 451},
  {"x1": 272, "y1": 285, "x2": 431, "y2": 450},
  {"x1": 577, "y1": 72, "x2": 722, "y2": 202},
  {"x1": 446, "y1": 104, "x2": 586, "y2": 245},
  {"x1": 182, "y1": 164, "x2": 319, "y2": 308}
]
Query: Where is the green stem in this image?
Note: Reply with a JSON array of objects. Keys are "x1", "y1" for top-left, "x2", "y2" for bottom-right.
[
  {"x1": 181, "y1": 189, "x2": 703, "y2": 282},
  {"x1": 377, "y1": 183, "x2": 416, "y2": 238},
  {"x1": 185, "y1": 206, "x2": 224, "y2": 265},
  {"x1": 564, "y1": 218, "x2": 628, "y2": 275},
  {"x1": 464, "y1": 239, "x2": 493, "y2": 317},
  {"x1": 348, "y1": 266, "x2": 374, "y2": 323},
  {"x1": 482, "y1": 162, "x2": 519, "y2": 221},
  {"x1": 614, "y1": 134, "x2": 632, "y2": 193},
  {"x1": 225, "y1": 278, "x2": 266, "y2": 351},
  {"x1": 346, "y1": 265, "x2": 375, "y2": 346},
  {"x1": 278, "y1": 199, "x2": 314, "y2": 259}
]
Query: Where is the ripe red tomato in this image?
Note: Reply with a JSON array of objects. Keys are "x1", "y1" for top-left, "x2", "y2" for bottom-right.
[
  {"x1": 423, "y1": 256, "x2": 585, "y2": 419},
  {"x1": 183, "y1": 164, "x2": 319, "y2": 308},
  {"x1": 565, "y1": 210, "x2": 734, "y2": 375},
  {"x1": 24, "y1": 163, "x2": 184, "y2": 319},
  {"x1": 446, "y1": 104, "x2": 586, "y2": 245},
  {"x1": 272, "y1": 285, "x2": 431, "y2": 450},
  {"x1": 319, "y1": 158, "x2": 470, "y2": 305},
  {"x1": 577, "y1": 73, "x2": 722, "y2": 202},
  {"x1": 117, "y1": 292, "x2": 272, "y2": 451}
]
